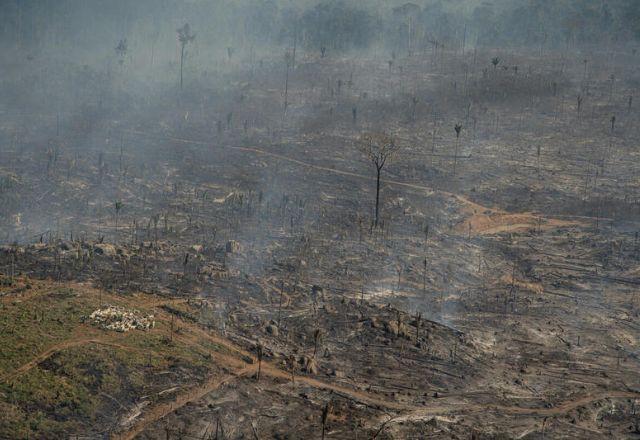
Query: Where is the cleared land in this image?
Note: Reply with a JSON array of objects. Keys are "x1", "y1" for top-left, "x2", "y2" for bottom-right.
[{"x1": 2, "y1": 45, "x2": 640, "y2": 438}]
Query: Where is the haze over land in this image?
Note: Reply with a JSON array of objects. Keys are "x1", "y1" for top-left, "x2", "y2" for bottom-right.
[{"x1": 2, "y1": 1, "x2": 640, "y2": 439}]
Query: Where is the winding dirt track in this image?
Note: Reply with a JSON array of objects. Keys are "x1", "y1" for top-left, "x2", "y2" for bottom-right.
[
  {"x1": 116, "y1": 356, "x2": 640, "y2": 440},
  {"x1": 388, "y1": 390, "x2": 640, "y2": 422},
  {"x1": 113, "y1": 358, "x2": 409, "y2": 440},
  {"x1": 116, "y1": 327, "x2": 640, "y2": 440},
  {"x1": 2, "y1": 336, "x2": 130, "y2": 383},
  {"x1": 5, "y1": 303, "x2": 640, "y2": 439},
  {"x1": 0, "y1": 134, "x2": 609, "y2": 436},
  {"x1": 1, "y1": 292, "x2": 192, "y2": 383},
  {"x1": 125, "y1": 129, "x2": 583, "y2": 235},
  {"x1": 114, "y1": 361, "x2": 255, "y2": 440}
]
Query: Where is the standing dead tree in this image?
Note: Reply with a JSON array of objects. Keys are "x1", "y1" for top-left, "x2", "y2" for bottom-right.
[
  {"x1": 114, "y1": 200, "x2": 123, "y2": 241},
  {"x1": 610, "y1": 114, "x2": 616, "y2": 134},
  {"x1": 577, "y1": 95, "x2": 583, "y2": 117},
  {"x1": 313, "y1": 328, "x2": 322, "y2": 358},
  {"x1": 256, "y1": 342, "x2": 264, "y2": 381},
  {"x1": 453, "y1": 123, "x2": 463, "y2": 175},
  {"x1": 284, "y1": 50, "x2": 292, "y2": 114},
  {"x1": 357, "y1": 133, "x2": 400, "y2": 228},
  {"x1": 321, "y1": 402, "x2": 331, "y2": 440},
  {"x1": 288, "y1": 354, "x2": 296, "y2": 384},
  {"x1": 177, "y1": 23, "x2": 195, "y2": 90},
  {"x1": 277, "y1": 279, "x2": 285, "y2": 331}
]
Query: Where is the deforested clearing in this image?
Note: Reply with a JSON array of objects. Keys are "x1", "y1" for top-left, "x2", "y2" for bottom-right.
[{"x1": 2, "y1": 1, "x2": 640, "y2": 438}]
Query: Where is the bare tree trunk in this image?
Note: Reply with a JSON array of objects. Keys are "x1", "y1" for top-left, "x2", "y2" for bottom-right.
[
  {"x1": 453, "y1": 137, "x2": 459, "y2": 175},
  {"x1": 284, "y1": 62, "x2": 290, "y2": 113},
  {"x1": 277, "y1": 280, "x2": 284, "y2": 330},
  {"x1": 292, "y1": 26, "x2": 297, "y2": 68},
  {"x1": 180, "y1": 45, "x2": 185, "y2": 90},
  {"x1": 15, "y1": 0, "x2": 21, "y2": 51},
  {"x1": 374, "y1": 167, "x2": 381, "y2": 227}
]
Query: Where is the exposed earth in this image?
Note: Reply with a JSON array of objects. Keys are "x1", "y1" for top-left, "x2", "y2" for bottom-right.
[{"x1": 2, "y1": 40, "x2": 640, "y2": 439}]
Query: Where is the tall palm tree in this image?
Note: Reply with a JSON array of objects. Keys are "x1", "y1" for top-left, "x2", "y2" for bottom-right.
[{"x1": 177, "y1": 24, "x2": 195, "y2": 90}]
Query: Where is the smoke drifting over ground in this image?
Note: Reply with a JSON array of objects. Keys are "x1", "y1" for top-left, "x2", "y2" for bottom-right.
[{"x1": 2, "y1": 1, "x2": 640, "y2": 439}]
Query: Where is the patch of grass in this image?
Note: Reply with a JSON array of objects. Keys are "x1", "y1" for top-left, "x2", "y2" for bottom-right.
[
  {"x1": 0, "y1": 287, "x2": 92, "y2": 372},
  {"x1": 0, "y1": 367, "x2": 95, "y2": 438},
  {"x1": 0, "y1": 279, "x2": 238, "y2": 437}
]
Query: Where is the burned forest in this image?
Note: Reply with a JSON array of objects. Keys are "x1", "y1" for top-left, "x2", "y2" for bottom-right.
[{"x1": 2, "y1": 0, "x2": 640, "y2": 438}]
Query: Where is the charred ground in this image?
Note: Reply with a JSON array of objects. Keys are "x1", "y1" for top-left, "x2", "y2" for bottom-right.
[{"x1": 1, "y1": 40, "x2": 640, "y2": 439}]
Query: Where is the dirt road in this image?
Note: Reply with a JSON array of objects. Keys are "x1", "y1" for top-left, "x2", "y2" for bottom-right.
[{"x1": 125, "y1": 129, "x2": 582, "y2": 236}]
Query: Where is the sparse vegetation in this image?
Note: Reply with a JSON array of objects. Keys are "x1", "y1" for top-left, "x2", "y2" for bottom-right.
[{"x1": 2, "y1": 0, "x2": 640, "y2": 438}]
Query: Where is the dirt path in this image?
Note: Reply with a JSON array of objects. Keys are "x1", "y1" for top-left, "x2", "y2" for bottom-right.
[
  {"x1": 114, "y1": 362, "x2": 256, "y2": 440},
  {"x1": 453, "y1": 203, "x2": 580, "y2": 236},
  {"x1": 8, "y1": 294, "x2": 640, "y2": 438},
  {"x1": 151, "y1": 312, "x2": 640, "y2": 436},
  {"x1": 116, "y1": 307, "x2": 640, "y2": 438},
  {"x1": 157, "y1": 309, "x2": 411, "y2": 411},
  {"x1": 110, "y1": 310, "x2": 409, "y2": 439},
  {"x1": 125, "y1": 129, "x2": 582, "y2": 236},
  {"x1": 231, "y1": 144, "x2": 582, "y2": 235},
  {"x1": 2, "y1": 333, "x2": 129, "y2": 383},
  {"x1": 117, "y1": 353, "x2": 640, "y2": 440},
  {"x1": 1, "y1": 294, "x2": 190, "y2": 383},
  {"x1": 95, "y1": 304, "x2": 415, "y2": 438},
  {"x1": 386, "y1": 390, "x2": 640, "y2": 425},
  {"x1": 111, "y1": 352, "x2": 409, "y2": 440},
  {"x1": 260, "y1": 364, "x2": 409, "y2": 410}
]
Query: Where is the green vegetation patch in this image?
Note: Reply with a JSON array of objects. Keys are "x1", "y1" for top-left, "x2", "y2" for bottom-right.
[
  {"x1": 0, "y1": 285, "x2": 231, "y2": 438},
  {"x1": 0, "y1": 287, "x2": 93, "y2": 372}
]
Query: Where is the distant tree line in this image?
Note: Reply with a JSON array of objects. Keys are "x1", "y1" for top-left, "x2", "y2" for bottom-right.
[{"x1": 1, "y1": 0, "x2": 639, "y2": 57}]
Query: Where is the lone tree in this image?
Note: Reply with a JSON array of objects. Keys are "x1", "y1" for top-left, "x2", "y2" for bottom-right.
[
  {"x1": 610, "y1": 114, "x2": 616, "y2": 134},
  {"x1": 453, "y1": 123, "x2": 463, "y2": 175},
  {"x1": 358, "y1": 132, "x2": 400, "y2": 228},
  {"x1": 177, "y1": 23, "x2": 195, "y2": 90}
]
